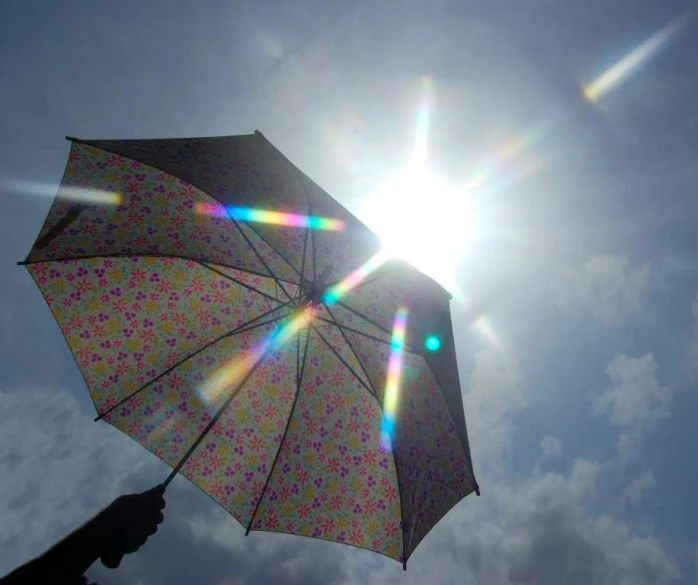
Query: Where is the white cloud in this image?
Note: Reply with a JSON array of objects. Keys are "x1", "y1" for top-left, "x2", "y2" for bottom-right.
[
  {"x1": 616, "y1": 431, "x2": 643, "y2": 462},
  {"x1": 623, "y1": 472, "x2": 656, "y2": 505},
  {"x1": 540, "y1": 435, "x2": 563, "y2": 460},
  {"x1": 0, "y1": 385, "x2": 159, "y2": 577},
  {"x1": 596, "y1": 353, "x2": 671, "y2": 427},
  {"x1": 111, "y1": 495, "x2": 352, "y2": 585},
  {"x1": 660, "y1": 256, "x2": 695, "y2": 277},
  {"x1": 360, "y1": 459, "x2": 679, "y2": 585},
  {"x1": 594, "y1": 353, "x2": 672, "y2": 459},
  {"x1": 463, "y1": 348, "x2": 527, "y2": 474},
  {"x1": 554, "y1": 255, "x2": 651, "y2": 324}
]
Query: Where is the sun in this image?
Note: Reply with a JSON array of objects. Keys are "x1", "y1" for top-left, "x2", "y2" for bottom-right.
[
  {"x1": 360, "y1": 165, "x2": 477, "y2": 295},
  {"x1": 356, "y1": 76, "x2": 483, "y2": 296}
]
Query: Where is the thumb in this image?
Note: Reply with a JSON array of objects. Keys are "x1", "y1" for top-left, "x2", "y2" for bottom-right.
[{"x1": 140, "y1": 484, "x2": 165, "y2": 497}]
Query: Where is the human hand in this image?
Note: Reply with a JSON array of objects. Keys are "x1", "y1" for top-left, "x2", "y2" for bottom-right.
[{"x1": 95, "y1": 485, "x2": 166, "y2": 568}]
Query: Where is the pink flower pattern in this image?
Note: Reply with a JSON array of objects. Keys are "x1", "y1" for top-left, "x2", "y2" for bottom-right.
[
  {"x1": 251, "y1": 336, "x2": 402, "y2": 558},
  {"x1": 29, "y1": 257, "x2": 275, "y2": 413},
  {"x1": 27, "y1": 143, "x2": 298, "y2": 283}
]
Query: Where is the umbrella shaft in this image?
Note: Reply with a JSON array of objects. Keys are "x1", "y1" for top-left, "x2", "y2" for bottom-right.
[{"x1": 163, "y1": 346, "x2": 272, "y2": 487}]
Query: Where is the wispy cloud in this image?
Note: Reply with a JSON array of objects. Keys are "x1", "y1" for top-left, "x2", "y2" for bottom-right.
[
  {"x1": 624, "y1": 472, "x2": 656, "y2": 506},
  {"x1": 364, "y1": 458, "x2": 679, "y2": 585},
  {"x1": 554, "y1": 255, "x2": 652, "y2": 325},
  {"x1": 540, "y1": 435, "x2": 563, "y2": 460},
  {"x1": 594, "y1": 353, "x2": 672, "y2": 460},
  {"x1": 0, "y1": 385, "x2": 157, "y2": 575},
  {"x1": 463, "y1": 347, "x2": 526, "y2": 474}
]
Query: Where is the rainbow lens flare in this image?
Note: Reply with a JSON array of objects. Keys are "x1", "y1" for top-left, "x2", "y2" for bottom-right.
[
  {"x1": 199, "y1": 307, "x2": 315, "y2": 404},
  {"x1": 461, "y1": 123, "x2": 550, "y2": 197},
  {"x1": 583, "y1": 13, "x2": 691, "y2": 103},
  {"x1": 323, "y1": 249, "x2": 391, "y2": 305},
  {"x1": 380, "y1": 307, "x2": 409, "y2": 452},
  {"x1": 196, "y1": 203, "x2": 346, "y2": 231}
]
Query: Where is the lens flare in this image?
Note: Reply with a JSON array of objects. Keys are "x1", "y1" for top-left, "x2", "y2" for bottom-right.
[
  {"x1": 425, "y1": 335, "x2": 441, "y2": 352},
  {"x1": 196, "y1": 203, "x2": 346, "y2": 231},
  {"x1": 323, "y1": 249, "x2": 392, "y2": 305},
  {"x1": 2, "y1": 180, "x2": 122, "y2": 205},
  {"x1": 461, "y1": 122, "x2": 551, "y2": 197},
  {"x1": 413, "y1": 76, "x2": 435, "y2": 170},
  {"x1": 199, "y1": 308, "x2": 315, "y2": 404},
  {"x1": 381, "y1": 307, "x2": 409, "y2": 452},
  {"x1": 200, "y1": 246, "x2": 392, "y2": 405},
  {"x1": 583, "y1": 13, "x2": 691, "y2": 103}
]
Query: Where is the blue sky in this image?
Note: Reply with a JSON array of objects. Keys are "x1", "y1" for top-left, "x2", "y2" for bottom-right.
[{"x1": 1, "y1": 1, "x2": 698, "y2": 583}]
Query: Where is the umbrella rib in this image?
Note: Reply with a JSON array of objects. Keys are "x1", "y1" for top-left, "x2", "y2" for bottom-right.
[
  {"x1": 310, "y1": 202, "x2": 318, "y2": 282},
  {"x1": 246, "y1": 319, "x2": 311, "y2": 534},
  {"x1": 227, "y1": 217, "x2": 295, "y2": 302},
  {"x1": 94, "y1": 301, "x2": 296, "y2": 421},
  {"x1": 247, "y1": 222, "x2": 304, "y2": 280},
  {"x1": 163, "y1": 343, "x2": 276, "y2": 487},
  {"x1": 221, "y1": 211, "x2": 301, "y2": 289},
  {"x1": 296, "y1": 172, "x2": 312, "y2": 300},
  {"x1": 328, "y1": 272, "x2": 386, "y2": 293},
  {"x1": 315, "y1": 316, "x2": 420, "y2": 356},
  {"x1": 289, "y1": 160, "x2": 314, "y2": 283},
  {"x1": 312, "y1": 322, "x2": 409, "y2": 564},
  {"x1": 319, "y1": 309, "x2": 415, "y2": 566},
  {"x1": 335, "y1": 300, "x2": 394, "y2": 339},
  {"x1": 323, "y1": 305, "x2": 377, "y2": 396},
  {"x1": 311, "y1": 325, "x2": 377, "y2": 399},
  {"x1": 297, "y1": 222, "x2": 310, "y2": 302},
  {"x1": 198, "y1": 261, "x2": 284, "y2": 305}
]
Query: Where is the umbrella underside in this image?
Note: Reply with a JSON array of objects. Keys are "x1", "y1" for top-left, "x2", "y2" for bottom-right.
[{"x1": 24, "y1": 138, "x2": 478, "y2": 564}]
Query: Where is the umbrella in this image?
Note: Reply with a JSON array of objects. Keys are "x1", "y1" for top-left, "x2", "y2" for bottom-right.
[{"x1": 20, "y1": 132, "x2": 479, "y2": 569}]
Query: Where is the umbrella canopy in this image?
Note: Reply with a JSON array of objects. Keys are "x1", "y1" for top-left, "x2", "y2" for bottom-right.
[{"x1": 21, "y1": 132, "x2": 479, "y2": 567}]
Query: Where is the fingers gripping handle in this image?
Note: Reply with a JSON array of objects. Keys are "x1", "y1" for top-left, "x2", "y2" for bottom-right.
[
  {"x1": 101, "y1": 550, "x2": 123, "y2": 569},
  {"x1": 101, "y1": 484, "x2": 167, "y2": 569}
]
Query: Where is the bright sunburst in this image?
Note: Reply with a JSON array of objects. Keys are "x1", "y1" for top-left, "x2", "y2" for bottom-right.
[
  {"x1": 362, "y1": 167, "x2": 475, "y2": 294},
  {"x1": 359, "y1": 77, "x2": 478, "y2": 295}
]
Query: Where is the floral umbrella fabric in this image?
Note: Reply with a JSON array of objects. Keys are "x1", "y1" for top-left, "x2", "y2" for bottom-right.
[{"x1": 22, "y1": 133, "x2": 479, "y2": 568}]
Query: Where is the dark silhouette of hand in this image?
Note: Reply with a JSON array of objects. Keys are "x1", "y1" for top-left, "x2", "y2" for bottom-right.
[
  {"x1": 96, "y1": 485, "x2": 166, "y2": 568},
  {"x1": 0, "y1": 485, "x2": 167, "y2": 584}
]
